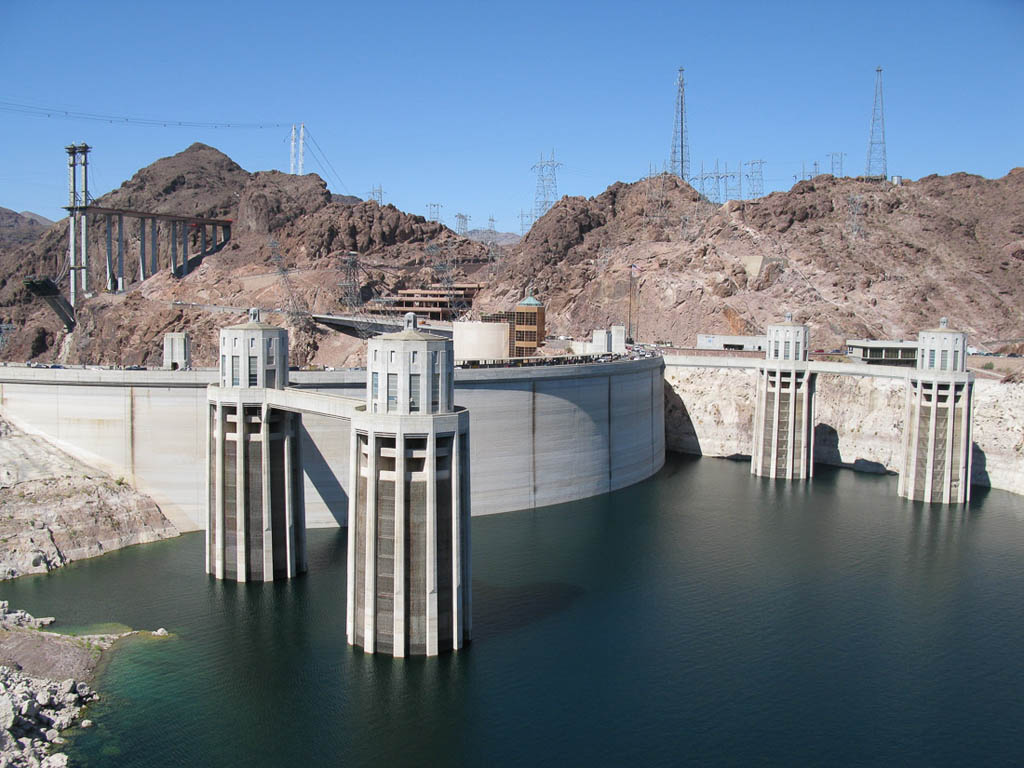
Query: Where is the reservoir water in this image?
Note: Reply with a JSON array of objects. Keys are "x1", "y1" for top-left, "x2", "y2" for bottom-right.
[{"x1": 2, "y1": 454, "x2": 1023, "y2": 766}]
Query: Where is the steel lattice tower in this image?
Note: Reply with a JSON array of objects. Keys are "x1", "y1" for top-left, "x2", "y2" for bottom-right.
[
  {"x1": 866, "y1": 67, "x2": 887, "y2": 178},
  {"x1": 531, "y1": 151, "x2": 562, "y2": 221},
  {"x1": 454, "y1": 213, "x2": 470, "y2": 236},
  {"x1": 827, "y1": 152, "x2": 846, "y2": 177},
  {"x1": 669, "y1": 67, "x2": 690, "y2": 182},
  {"x1": 745, "y1": 160, "x2": 766, "y2": 199}
]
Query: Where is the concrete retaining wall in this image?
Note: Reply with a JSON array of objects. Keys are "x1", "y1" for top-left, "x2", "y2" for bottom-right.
[{"x1": 0, "y1": 358, "x2": 665, "y2": 530}]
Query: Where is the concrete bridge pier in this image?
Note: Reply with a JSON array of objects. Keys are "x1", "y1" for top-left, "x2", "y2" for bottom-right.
[{"x1": 150, "y1": 218, "x2": 158, "y2": 275}]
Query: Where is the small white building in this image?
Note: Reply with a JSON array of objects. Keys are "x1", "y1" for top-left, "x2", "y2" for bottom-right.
[
  {"x1": 162, "y1": 332, "x2": 191, "y2": 370},
  {"x1": 696, "y1": 334, "x2": 767, "y2": 352}
]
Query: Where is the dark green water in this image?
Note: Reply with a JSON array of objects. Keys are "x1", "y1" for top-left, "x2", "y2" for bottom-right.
[{"x1": 3, "y1": 455, "x2": 1024, "y2": 766}]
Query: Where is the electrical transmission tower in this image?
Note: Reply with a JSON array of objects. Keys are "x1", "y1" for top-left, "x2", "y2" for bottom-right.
[
  {"x1": 866, "y1": 66, "x2": 887, "y2": 178},
  {"x1": 644, "y1": 164, "x2": 669, "y2": 234},
  {"x1": 337, "y1": 250, "x2": 362, "y2": 311},
  {"x1": 531, "y1": 150, "x2": 563, "y2": 221},
  {"x1": 519, "y1": 209, "x2": 532, "y2": 235},
  {"x1": 368, "y1": 185, "x2": 384, "y2": 205},
  {"x1": 847, "y1": 194, "x2": 865, "y2": 238},
  {"x1": 454, "y1": 213, "x2": 470, "y2": 236},
  {"x1": 427, "y1": 203, "x2": 443, "y2": 223},
  {"x1": 723, "y1": 161, "x2": 742, "y2": 201},
  {"x1": 669, "y1": 67, "x2": 690, "y2": 182},
  {"x1": 269, "y1": 239, "x2": 307, "y2": 323},
  {"x1": 290, "y1": 124, "x2": 305, "y2": 174},
  {"x1": 827, "y1": 152, "x2": 846, "y2": 177},
  {"x1": 487, "y1": 215, "x2": 496, "y2": 234},
  {"x1": 745, "y1": 160, "x2": 766, "y2": 198}
]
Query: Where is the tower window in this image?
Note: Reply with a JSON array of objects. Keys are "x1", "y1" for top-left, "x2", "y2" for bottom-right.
[
  {"x1": 248, "y1": 356, "x2": 258, "y2": 386},
  {"x1": 409, "y1": 374, "x2": 420, "y2": 412},
  {"x1": 231, "y1": 356, "x2": 240, "y2": 386},
  {"x1": 387, "y1": 373, "x2": 397, "y2": 412},
  {"x1": 928, "y1": 349, "x2": 935, "y2": 369},
  {"x1": 940, "y1": 350, "x2": 948, "y2": 370},
  {"x1": 784, "y1": 341, "x2": 791, "y2": 360},
  {"x1": 372, "y1": 372, "x2": 379, "y2": 401},
  {"x1": 266, "y1": 339, "x2": 275, "y2": 365},
  {"x1": 432, "y1": 372, "x2": 440, "y2": 412}
]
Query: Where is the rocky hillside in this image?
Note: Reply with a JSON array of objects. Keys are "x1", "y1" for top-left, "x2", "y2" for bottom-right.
[
  {"x1": 2, "y1": 142, "x2": 1021, "y2": 366},
  {"x1": 0, "y1": 208, "x2": 51, "y2": 251},
  {"x1": 0, "y1": 143, "x2": 486, "y2": 367},
  {"x1": 0, "y1": 416, "x2": 178, "y2": 579},
  {"x1": 477, "y1": 169, "x2": 1024, "y2": 350}
]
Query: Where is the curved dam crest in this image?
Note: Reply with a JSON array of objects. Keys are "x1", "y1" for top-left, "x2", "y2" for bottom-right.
[{"x1": 0, "y1": 357, "x2": 666, "y2": 531}]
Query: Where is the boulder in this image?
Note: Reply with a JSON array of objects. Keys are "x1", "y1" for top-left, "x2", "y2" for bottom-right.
[{"x1": 0, "y1": 692, "x2": 15, "y2": 730}]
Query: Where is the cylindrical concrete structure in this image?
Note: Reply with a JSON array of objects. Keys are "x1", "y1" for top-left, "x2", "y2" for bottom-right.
[
  {"x1": 752, "y1": 314, "x2": 815, "y2": 479},
  {"x1": 206, "y1": 310, "x2": 305, "y2": 581},
  {"x1": 348, "y1": 314, "x2": 471, "y2": 656},
  {"x1": 898, "y1": 318, "x2": 973, "y2": 504}
]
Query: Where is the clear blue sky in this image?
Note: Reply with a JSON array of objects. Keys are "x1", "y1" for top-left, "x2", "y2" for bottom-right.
[{"x1": 1, "y1": 0, "x2": 1021, "y2": 232}]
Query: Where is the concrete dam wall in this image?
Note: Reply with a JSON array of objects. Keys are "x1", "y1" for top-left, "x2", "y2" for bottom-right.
[
  {"x1": 664, "y1": 359, "x2": 1024, "y2": 497},
  {"x1": 0, "y1": 357, "x2": 665, "y2": 531}
]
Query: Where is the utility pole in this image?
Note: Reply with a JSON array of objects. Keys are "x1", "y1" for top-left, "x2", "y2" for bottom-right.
[
  {"x1": 298, "y1": 123, "x2": 305, "y2": 175},
  {"x1": 290, "y1": 125, "x2": 296, "y2": 174},
  {"x1": 669, "y1": 67, "x2": 690, "y2": 182},
  {"x1": 866, "y1": 67, "x2": 887, "y2": 178}
]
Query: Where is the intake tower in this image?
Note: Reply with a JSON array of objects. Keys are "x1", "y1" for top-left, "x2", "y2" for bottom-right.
[
  {"x1": 898, "y1": 318, "x2": 974, "y2": 504},
  {"x1": 751, "y1": 314, "x2": 816, "y2": 479},
  {"x1": 347, "y1": 313, "x2": 471, "y2": 656}
]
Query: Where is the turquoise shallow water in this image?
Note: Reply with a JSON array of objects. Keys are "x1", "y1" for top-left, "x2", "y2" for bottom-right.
[{"x1": 2, "y1": 454, "x2": 1024, "y2": 766}]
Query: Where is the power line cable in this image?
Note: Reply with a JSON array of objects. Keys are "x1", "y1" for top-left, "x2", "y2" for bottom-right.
[
  {"x1": 302, "y1": 128, "x2": 349, "y2": 193},
  {"x1": 0, "y1": 99, "x2": 287, "y2": 129}
]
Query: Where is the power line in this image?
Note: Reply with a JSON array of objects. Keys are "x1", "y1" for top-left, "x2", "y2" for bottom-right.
[
  {"x1": 0, "y1": 99, "x2": 287, "y2": 129},
  {"x1": 301, "y1": 127, "x2": 349, "y2": 193}
]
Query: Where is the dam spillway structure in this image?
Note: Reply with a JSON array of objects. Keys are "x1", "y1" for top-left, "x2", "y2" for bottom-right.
[
  {"x1": 751, "y1": 314, "x2": 816, "y2": 479},
  {"x1": 347, "y1": 313, "x2": 471, "y2": 657},
  {"x1": 898, "y1": 318, "x2": 974, "y2": 504},
  {"x1": 206, "y1": 309, "x2": 306, "y2": 581}
]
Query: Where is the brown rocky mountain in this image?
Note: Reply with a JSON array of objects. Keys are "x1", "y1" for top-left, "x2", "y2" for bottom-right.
[
  {"x1": 0, "y1": 208, "x2": 51, "y2": 251},
  {"x1": 476, "y1": 169, "x2": 1024, "y2": 351},
  {"x1": 0, "y1": 143, "x2": 486, "y2": 366},
  {"x1": 1, "y1": 142, "x2": 1021, "y2": 367},
  {"x1": 464, "y1": 228, "x2": 521, "y2": 247}
]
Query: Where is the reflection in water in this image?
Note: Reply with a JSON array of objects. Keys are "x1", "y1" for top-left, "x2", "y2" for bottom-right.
[{"x1": 0, "y1": 454, "x2": 1022, "y2": 767}]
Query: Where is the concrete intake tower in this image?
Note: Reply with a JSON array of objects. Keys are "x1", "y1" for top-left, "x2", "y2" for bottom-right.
[
  {"x1": 751, "y1": 314, "x2": 816, "y2": 479},
  {"x1": 206, "y1": 309, "x2": 306, "y2": 581},
  {"x1": 898, "y1": 318, "x2": 974, "y2": 504},
  {"x1": 347, "y1": 314, "x2": 472, "y2": 656}
]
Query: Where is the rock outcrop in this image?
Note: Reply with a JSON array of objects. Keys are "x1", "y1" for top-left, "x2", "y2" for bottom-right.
[
  {"x1": 0, "y1": 416, "x2": 178, "y2": 580},
  {"x1": 478, "y1": 169, "x2": 1024, "y2": 352}
]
